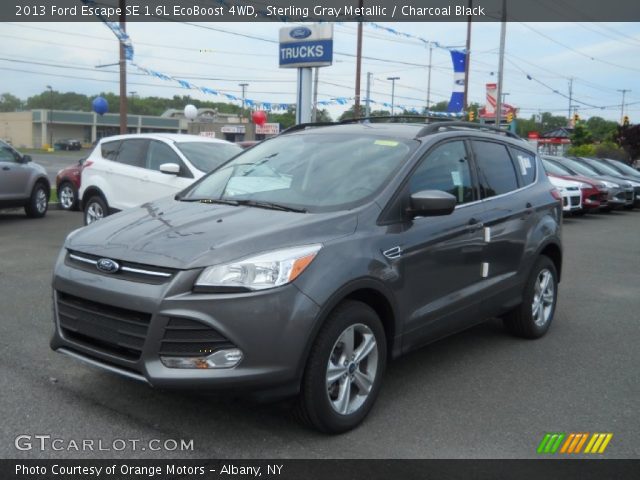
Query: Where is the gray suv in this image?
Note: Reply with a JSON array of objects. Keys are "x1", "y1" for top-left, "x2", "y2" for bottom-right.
[
  {"x1": 0, "y1": 140, "x2": 50, "y2": 217},
  {"x1": 50, "y1": 122, "x2": 563, "y2": 433}
]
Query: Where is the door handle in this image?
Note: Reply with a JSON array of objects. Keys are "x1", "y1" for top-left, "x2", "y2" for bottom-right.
[
  {"x1": 467, "y1": 217, "x2": 484, "y2": 231},
  {"x1": 2, "y1": 166, "x2": 9, "y2": 171}
]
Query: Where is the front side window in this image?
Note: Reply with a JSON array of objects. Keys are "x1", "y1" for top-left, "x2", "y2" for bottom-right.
[
  {"x1": 116, "y1": 139, "x2": 147, "y2": 168},
  {"x1": 472, "y1": 141, "x2": 519, "y2": 198},
  {"x1": 408, "y1": 141, "x2": 475, "y2": 205},
  {"x1": 146, "y1": 141, "x2": 190, "y2": 177},
  {"x1": 0, "y1": 144, "x2": 19, "y2": 162},
  {"x1": 183, "y1": 133, "x2": 417, "y2": 213}
]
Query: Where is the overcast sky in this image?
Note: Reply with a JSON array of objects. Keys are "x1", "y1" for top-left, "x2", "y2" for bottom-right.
[{"x1": 1, "y1": 21, "x2": 639, "y2": 121}]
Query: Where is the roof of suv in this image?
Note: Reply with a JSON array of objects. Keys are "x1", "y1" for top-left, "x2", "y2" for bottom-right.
[
  {"x1": 97, "y1": 133, "x2": 233, "y2": 145},
  {"x1": 281, "y1": 120, "x2": 528, "y2": 145}
]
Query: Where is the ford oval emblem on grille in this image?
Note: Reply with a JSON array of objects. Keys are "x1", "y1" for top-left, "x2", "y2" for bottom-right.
[
  {"x1": 290, "y1": 27, "x2": 312, "y2": 39},
  {"x1": 96, "y1": 258, "x2": 120, "y2": 274}
]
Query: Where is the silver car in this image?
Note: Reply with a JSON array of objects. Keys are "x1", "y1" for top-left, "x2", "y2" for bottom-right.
[{"x1": 0, "y1": 139, "x2": 50, "y2": 217}]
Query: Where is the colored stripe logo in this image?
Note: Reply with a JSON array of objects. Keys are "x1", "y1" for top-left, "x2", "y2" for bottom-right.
[{"x1": 537, "y1": 433, "x2": 613, "y2": 454}]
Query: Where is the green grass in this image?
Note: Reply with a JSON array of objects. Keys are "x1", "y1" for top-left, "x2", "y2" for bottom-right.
[{"x1": 50, "y1": 187, "x2": 58, "y2": 203}]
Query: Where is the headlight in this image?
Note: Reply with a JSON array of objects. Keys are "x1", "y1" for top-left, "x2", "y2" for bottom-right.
[
  {"x1": 579, "y1": 183, "x2": 591, "y2": 189},
  {"x1": 194, "y1": 244, "x2": 322, "y2": 292}
]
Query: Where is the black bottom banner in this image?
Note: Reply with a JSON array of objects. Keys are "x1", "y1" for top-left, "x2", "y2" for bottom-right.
[{"x1": 3, "y1": 459, "x2": 639, "y2": 480}]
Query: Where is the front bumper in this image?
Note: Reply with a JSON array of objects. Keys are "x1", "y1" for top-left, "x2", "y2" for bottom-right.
[{"x1": 50, "y1": 250, "x2": 320, "y2": 392}]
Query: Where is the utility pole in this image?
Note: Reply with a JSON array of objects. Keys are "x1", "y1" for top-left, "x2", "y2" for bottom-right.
[
  {"x1": 426, "y1": 43, "x2": 433, "y2": 112},
  {"x1": 618, "y1": 89, "x2": 631, "y2": 123},
  {"x1": 568, "y1": 78, "x2": 574, "y2": 126},
  {"x1": 463, "y1": 0, "x2": 472, "y2": 110},
  {"x1": 239, "y1": 83, "x2": 248, "y2": 120},
  {"x1": 387, "y1": 77, "x2": 400, "y2": 116},
  {"x1": 119, "y1": 0, "x2": 127, "y2": 134},
  {"x1": 311, "y1": 68, "x2": 319, "y2": 122},
  {"x1": 365, "y1": 72, "x2": 372, "y2": 117},
  {"x1": 46, "y1": 85, "x2": 53, "y2": 147},
  {"x1": 494, "y1": 0, "x2": 507, "y2": 127},
  {"x1": 354, "y1": 0, "x2": 364, "y2": 118}
]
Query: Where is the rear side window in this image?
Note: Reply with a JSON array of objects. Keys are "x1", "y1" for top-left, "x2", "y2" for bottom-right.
[
  {"x1": 116, "y1": 139, "x2": 147, "y2": 168},
  {"x1": 100, "y1": 140, "x2": 120, "y2": 160},
  {"x1": 471, "y1": 141, "x2": 519, "y2": 198},
  {"x1": 510, "y1": 147, "x2": 537, "y2": 186}
]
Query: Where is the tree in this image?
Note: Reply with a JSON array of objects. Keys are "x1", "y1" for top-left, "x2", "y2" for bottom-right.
[
  {"x1": 570, "y1": 123, "x2": 593, "y2": 147},
  {"x1": 567, "y1": 144, "x2": 596, "y2": 157},
  {"x1": 616, "y1": 124, "x2": 640, "y2": 162},
  {"x1": 0, "y1": 93, "x2": 23, "y2": 112},
  {"x1": 338, "y1": 105, "x2": 390, "y2": 121},
  {"x1": 585, "y1": 116, "x2": 618, "y2": 142}
]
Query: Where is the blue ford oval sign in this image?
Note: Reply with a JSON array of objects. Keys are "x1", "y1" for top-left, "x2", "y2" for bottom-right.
[
  {"x1": 290, "y1": 27, "x2": 312, "y2": 39},
  {"x1": 96, "y1": 258, "x2": 120, "y2": 274}
]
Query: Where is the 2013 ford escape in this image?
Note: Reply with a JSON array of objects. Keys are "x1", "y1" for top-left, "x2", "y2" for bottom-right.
[{"x1": 51, "y1": 121, "x2": 562, "y2": 433}]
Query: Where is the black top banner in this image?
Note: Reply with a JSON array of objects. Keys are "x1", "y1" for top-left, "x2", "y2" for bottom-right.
[{"x1": 5, "y1": 0, "x2": 640, "y2": 22}]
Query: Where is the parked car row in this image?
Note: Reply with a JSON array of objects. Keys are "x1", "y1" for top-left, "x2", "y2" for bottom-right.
[{"x1": 542, "y1": 156, "x2": 640, "y2": 214}]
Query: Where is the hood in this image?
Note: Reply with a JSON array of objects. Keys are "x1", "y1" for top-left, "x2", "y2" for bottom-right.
[
  {"x1": 66, "y1": 197, "x2": 358, "y2": 269},
  {"x1": 548, "y1": 175, "x2": 581, "y2": 189},
  {"x1": 556, "y1": 174, "x2": 603, "y2": 189}
]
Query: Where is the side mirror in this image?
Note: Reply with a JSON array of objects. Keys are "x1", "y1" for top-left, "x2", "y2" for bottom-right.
[
  {"x1": 22, "y1": 154, "x2": 32, "y2": 163},
  {"x1": 159, "y1": 163, "x2": 180, "y2": 175},
  {"x1": 408, "y1": 190, "x2": 457, "y2": 217}
]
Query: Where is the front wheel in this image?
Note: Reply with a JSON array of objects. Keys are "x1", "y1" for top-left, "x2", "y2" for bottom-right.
[
  {"x1": 84, "y1": 195, "x2": 108, "y2": 225},
  {"x1": 295, "y1": 301, "x2": 387, "y2": 433},
  {"x1": 503, "y1": 256, "x2": 558, "y2": 339}
]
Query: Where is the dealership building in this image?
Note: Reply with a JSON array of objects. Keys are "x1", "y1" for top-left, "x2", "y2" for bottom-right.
[{"x1": 0, "y1": 108, "x2": 279, "y2": 149}]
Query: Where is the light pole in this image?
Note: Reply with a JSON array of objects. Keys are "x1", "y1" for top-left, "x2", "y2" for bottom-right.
[
  {"x1": 239, "y1": 83, "x2": 248, "y2": 120},
  {"x1": 46, "y1": 85, "x2": 53, "y2": 148},
  {"x1": 618, "y1": 89, "x2": 631, "y2": 123},
  {"x1": 387, "y1": 77, "x2": 400, "y2": 116}
]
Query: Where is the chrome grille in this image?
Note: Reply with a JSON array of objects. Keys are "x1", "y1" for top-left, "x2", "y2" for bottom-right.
[{"x1": 66, "y1": 250, "x2": 176, "y2": 284}]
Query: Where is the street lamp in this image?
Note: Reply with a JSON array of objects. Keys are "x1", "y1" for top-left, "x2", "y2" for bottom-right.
[
  {"x1": 387, "y1": 77, "x2": 400, "y2": 116},
  {"x1": 46, "y1": 85, "x2": 53, "y2": 148}
]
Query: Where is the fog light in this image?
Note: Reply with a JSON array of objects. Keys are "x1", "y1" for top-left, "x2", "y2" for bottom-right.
[{"x1": 161, "y1": 349, "x2": 243, "y2": 369}]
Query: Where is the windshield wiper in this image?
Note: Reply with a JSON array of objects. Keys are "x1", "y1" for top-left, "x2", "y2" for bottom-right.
[
  {"x1": 178, "y1": 197, "x2": 240, "y2": 206},
  {"x1": 234, "y1": 199, "x2": 307, "y2": 213}
]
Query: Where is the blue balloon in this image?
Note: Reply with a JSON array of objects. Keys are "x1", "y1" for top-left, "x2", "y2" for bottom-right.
[{"x1": 92, "y1": 96, "x2": 109, "y2": 116}]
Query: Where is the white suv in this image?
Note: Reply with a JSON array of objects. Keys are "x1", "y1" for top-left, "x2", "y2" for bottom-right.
[{"x1": 80, "y1": 134, "x2": 242, "y2": 224}]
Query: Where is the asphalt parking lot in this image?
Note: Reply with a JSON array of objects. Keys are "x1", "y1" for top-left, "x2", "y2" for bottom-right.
[{"x1": 0, "y1": 209, "x2": 638, "y2": 459}]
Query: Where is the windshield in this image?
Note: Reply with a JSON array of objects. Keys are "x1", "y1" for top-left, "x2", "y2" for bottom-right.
[
  {"x1": 175, "y1": 142, "x2": 242, "y2": 173},
  {"x1": 182, "y1": 132, "x2": 417, "y2": 213},
  {"x1": 604, "y1": 160, "x2": 640, "y2": 176},
  {"x1": 561, "y1": 158, "x2": 599, "y2": 176},
  {"x1": 543, "y1": 160, "x2": 571, "y2": 176},
  {"x1": 582, "y1": 159, "x2": 624, "y2": 176}
]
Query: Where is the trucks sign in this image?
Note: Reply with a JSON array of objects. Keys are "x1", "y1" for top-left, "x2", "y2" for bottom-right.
[{"x1": 279, "y1": 24, "x2": 333, "y2": 68}]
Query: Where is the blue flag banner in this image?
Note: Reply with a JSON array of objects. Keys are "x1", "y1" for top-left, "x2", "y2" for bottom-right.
[{"x1": 448, "y1": 50, "x2": 466, "y2": 113}]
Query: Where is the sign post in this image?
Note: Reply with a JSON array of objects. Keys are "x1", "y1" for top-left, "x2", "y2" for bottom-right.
[{"x1": 279, "y1": 25, "x2": 333, "y2": 125}]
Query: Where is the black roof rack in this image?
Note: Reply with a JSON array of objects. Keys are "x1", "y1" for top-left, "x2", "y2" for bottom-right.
[
  {"x1": 416, "y1": 121, "x2": 523, "y2": 140},
  {"x1": 279, "y1": 122, "x2": 336, "y2": 135},
  {"x1": 340, "y1": 115, "x2": 456, "y2": 124}
]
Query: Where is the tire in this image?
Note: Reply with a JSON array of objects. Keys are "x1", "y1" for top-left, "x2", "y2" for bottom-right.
[
  {"x1": 503, "y1": 256, "x2": 558, "y2": 339},
  {"x1": 58, "y1": 181, "x2": 78, "y2": 211},
  {"x1": 295, "y1": 300, "x2": 387, "y2": 433},
  {"x1": 84, "y1": 195, "x2": 108, "y2": 225},
  {"x1": 24, "y1": 182, "x2": 49, "y2": 218}
]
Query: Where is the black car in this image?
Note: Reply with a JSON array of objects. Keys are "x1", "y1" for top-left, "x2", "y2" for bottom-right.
[
  {"x1": 51, "y1": 121, "x2": 563, "y2": 433},
  {"x1": 54, "y1": 139, "x2": 82, "y2": 151}
]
